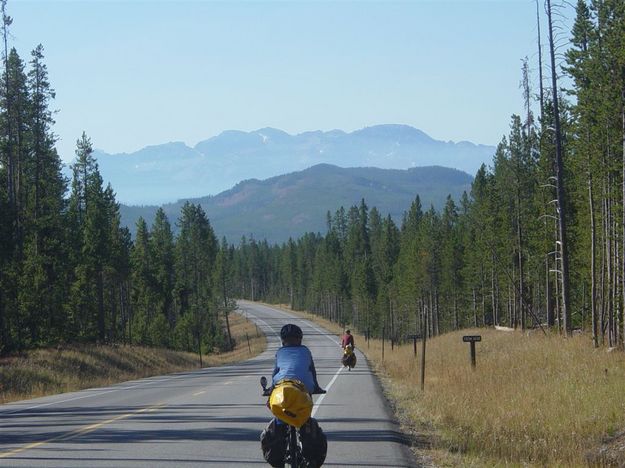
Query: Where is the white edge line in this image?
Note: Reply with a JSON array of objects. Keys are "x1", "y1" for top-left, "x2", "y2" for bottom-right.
[{"x1": 312, "y1": 366, "x2": 342, "y2": 418}]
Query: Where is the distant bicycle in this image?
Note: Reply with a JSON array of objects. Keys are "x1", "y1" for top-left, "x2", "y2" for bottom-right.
[{"x1": 341, "y1": 344, "x2": 356, "y2": 371}]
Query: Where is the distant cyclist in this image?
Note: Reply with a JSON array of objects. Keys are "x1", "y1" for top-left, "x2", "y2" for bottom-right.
[{"x1": 341, "y1": 329, "x2": 354, "y2": 350}]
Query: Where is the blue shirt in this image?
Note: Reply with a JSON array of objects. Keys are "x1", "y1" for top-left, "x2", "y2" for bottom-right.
[{"x1": 272, "y1": 345, "x2": 316, "y2": 393}]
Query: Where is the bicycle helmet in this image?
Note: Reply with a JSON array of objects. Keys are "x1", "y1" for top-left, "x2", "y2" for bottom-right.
[{"x1": 280, "y1": 323, "x2": 303, "y2": 341}]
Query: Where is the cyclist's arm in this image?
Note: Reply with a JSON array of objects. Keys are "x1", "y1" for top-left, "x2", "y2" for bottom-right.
[
  {"x1": 272, "y1": 351, "x2": 280, "y2": 379},
  {"x1": 309, "y1": 357, "x2": 322, "y2": 389}
]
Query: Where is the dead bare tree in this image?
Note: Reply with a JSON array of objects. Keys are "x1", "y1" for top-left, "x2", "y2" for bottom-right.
[{"x1": 546, "y1": 0, "x2": 571, "y2": 336}]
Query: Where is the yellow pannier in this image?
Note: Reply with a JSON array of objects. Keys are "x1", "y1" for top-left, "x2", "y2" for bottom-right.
[{"x1": 269, "y1": 379, "x2": 313, "y2": 428}]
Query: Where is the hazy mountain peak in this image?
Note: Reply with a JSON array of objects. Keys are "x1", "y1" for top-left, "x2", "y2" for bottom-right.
[
  {"x1": 351, "y1": 124, "x2": 434, "y2": 143},
  {"x1": 93, "y1": 124, "x2": 495, "y2": 204},
  {"x1": 324, "y1": 129, "x2": 347, "y2": 137},
  {"x1": 254, "y1": 127, "x2": 290, "y2": 138}
]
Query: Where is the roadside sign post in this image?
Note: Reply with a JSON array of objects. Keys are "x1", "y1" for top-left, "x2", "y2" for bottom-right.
[
  {"x1": 382, "y1": 326, "x2": 385, "y2": 361},
  {"x1": 407, "y1": 334, "x2": 420, "y2": 357},
  {"x1": 462, "y1": 335, "x2": 481, "y2": 369}
]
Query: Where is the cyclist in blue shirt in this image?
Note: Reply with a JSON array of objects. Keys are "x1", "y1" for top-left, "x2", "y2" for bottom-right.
[
  {"x1": 272, "y1": 323, "x2": 324, "y2": 394},
  {"x1": 261, "y1": 323, "x2": 327, "y2": 467}
]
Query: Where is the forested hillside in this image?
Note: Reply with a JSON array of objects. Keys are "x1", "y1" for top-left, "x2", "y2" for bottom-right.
[
  {"x1": 1, "y1": 0, "x2": 624, "y2": 357},
  {"x1": 119, "y1": 164, "x2": 473, "y2": 243}
]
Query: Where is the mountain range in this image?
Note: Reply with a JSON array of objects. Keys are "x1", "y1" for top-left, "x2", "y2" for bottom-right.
[
  {"x1": 95, "y1": 124, "x2": 494, "y2": 205},
  {"x1": 120, "y1": 164, "x2": 473, "y2": 243}
]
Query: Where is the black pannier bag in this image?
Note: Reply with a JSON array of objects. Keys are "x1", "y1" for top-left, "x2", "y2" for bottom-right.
[
  {"x1": 341, "y1": 353, "x2": 356, "y2": 368},
  {"x1": 299, "y1": 417, "x2": 328, "y2": 467},
  {"x1": 260, "y1": 419, "x2": 287, "y2": 467}
]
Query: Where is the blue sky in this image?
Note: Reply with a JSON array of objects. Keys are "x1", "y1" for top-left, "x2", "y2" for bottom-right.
[{"x1": 10, "y1": 0, "x2": 572, "y2": 162}]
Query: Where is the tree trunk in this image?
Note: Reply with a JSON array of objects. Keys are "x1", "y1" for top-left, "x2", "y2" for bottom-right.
[
  {"x1": 601, "y1": 188, "x2": 607, "y2": 345},
  {"x1": 434, "y1": 292, "x2": 440, "y2": 336},
  {"x1": 428, "y1": 291, "x2": 433, "y2": 338},
  {"x1": 0, "y1": 288, "x2": 5, "y2": 354},
  {"x1": 515, "y1": 120, "x2": 525, "y2": 330},
  {"x1": 546, "y1": 255, "x2": 553, "y2": 326},
  {"x1": 473, "y1": 288, "x2": 477, "y2": 327},
  {"x1": 622, "y1": 80, "x2": 625, "y2": 348},
  {"x1": 491, "y1": 260, "x2": 497, "y2": 326},
  {"x1": 547, "y1": 0, "x2": 571, "y2": 336},
  {"x1": 2, "y1": 1, "x2": 13, "y2": 211},
  {"x1": 222, "y1": 277, "x2": 233, "y2": 349},
  {"x1": 197, "y1": 327, "x2": 203, "y2": 368},
  {"x1": 536, "y1": 0, "x2": 545, "y2": 119},
  {"x1": 110, "y1": 285, "x2": 117, "y2": 343},
  {"x1": 555, "y1": 224, "x2": 561, "y2": 335},
  {"x1": 607, "y1": 191, "x2": 614, "y2": 346},
  {"x1": 481, "y1": 276, "x2": 486, "y2": 327},
  {"x1": 454, "y1": 294, "x2": 459, "y2": 330},
  {"x1": 97, "y1": 268, "x2": 105, "y2": 342},
  {"x1": 508, "y1": 284, "x2": 513, "y2": 327},
  {"x1": 590, "y1": 143, "x2": 598, "y2": 346}
]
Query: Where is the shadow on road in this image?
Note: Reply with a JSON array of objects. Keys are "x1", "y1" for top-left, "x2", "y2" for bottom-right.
[{"x1": 326, "y1": 428, "x2": 411, "y2": 445}]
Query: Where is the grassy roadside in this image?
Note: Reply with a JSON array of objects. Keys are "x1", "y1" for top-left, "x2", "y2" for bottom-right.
[
  {"x1": 0, "y1": 311, "x2": 266, "y2": 404},
  {"x1": 267, "y1": 303, "x2": 625, "y2": 467}
]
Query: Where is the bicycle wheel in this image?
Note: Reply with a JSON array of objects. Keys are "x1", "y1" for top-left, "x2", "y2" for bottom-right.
[{"x1": 289, "y1": 425, "x2": 299, "y2": 468}]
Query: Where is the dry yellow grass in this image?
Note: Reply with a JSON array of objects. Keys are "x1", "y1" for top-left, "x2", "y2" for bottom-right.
[
  {"x1": 0, "y1": 311, "x2": 266, "y2": 404},
  {"x1": 208, "y1": 310, "x2": 267, "y2": 366},
  {"x1": 272, "y1": 304, "x2": 625, "y2": 466}
]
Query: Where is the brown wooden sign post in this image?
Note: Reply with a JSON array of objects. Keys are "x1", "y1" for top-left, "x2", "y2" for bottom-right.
[
  {"x1": 407, "y1": 334, "x2": 420, "y2": 357},
  {"x1": 462, "y1": 335, "x2": 481, "y2": 368},
  {"x1": 381, "y1": 326, "x2": 385, "y2": 361}
]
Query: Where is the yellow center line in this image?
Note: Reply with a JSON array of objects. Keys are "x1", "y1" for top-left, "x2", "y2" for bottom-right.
[
  {"x1": 0, "y1": 403, "x2": 165, "y2": 459},
  {"x1": 192, "y1": 390, "x2": 206, "y2": 396}
]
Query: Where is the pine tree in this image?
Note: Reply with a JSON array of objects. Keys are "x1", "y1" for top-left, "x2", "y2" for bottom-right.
[
  {"x1": 66, "y1": 133, "x2": 110, "y2": 341},
  {"x1": 214, "y1": 236, "x2": 234, "y2": 349},
  {"x1": 150, "y1": 208, "x2": 175, "y2": 326},
  {"x1": 130, "y1": 217, "x2": 153, "y2": 344},
  {"x1": 174, "y1": 202, "x2": 218, "y2": 357},
  {"x1": 18, "y1": 44, "x2": 68, "y2": 345}
]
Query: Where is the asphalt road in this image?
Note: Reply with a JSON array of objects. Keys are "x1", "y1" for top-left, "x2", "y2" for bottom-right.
[{"x1": 0, "y1": 301, "x2": 417, "y2": 467}]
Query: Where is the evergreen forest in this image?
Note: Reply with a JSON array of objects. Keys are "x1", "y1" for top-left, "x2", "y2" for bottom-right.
[{"x1": 1, "y1": 0, "x2": 624, "y2": 356}]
